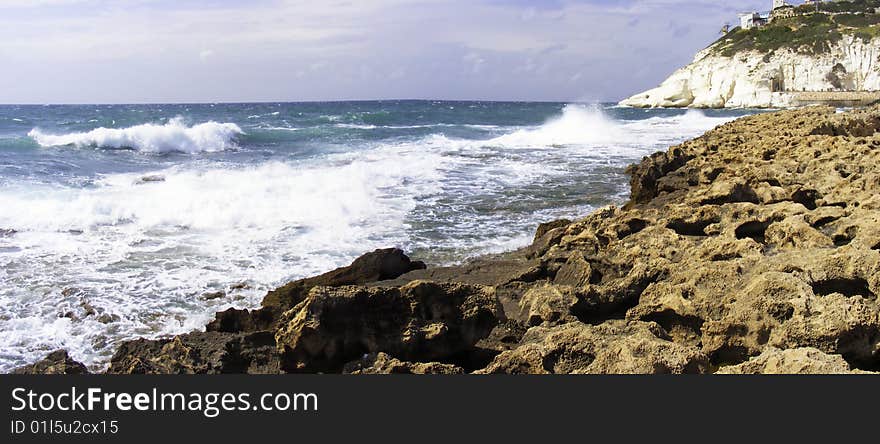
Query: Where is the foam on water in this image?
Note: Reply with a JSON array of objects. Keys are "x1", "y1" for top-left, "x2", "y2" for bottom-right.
[
  {"x1": 0, "y1": 103, "x2": 750, "y2": 372},
  {"x1": 0, "y1": 142, "x2": 448, "y2": 371},
  {"x1": 487, "y1": 104, "x2": 624, "y2": 147},
  {"x1": 28, "y1": 117, "x2": 242, "y2": 153}
]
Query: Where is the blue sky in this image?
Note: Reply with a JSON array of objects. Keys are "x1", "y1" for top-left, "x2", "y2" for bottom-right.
[{"x1": 0, "y1": 0, "x2": 775, "y2": 103}]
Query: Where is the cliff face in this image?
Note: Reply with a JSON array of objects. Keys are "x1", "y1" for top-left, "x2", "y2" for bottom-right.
[
  {"x1": 621, "y1": 35, "x2": 880, "y2": 108},
  {"x1": 17, "y1": 106, "x2": 880, "y2": 374}
]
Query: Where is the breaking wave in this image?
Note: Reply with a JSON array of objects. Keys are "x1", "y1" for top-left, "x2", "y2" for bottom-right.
[
  {"x1": 28, "y1": 117, "x2": 242, "y2": 153},
  {"x1": 487, "y1": 104, "x2": 623, "y2": 148}
]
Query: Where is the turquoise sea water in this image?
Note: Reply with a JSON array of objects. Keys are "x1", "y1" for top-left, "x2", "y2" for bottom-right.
[{"x1": 0, "y1": 101, "x2": 757, "y2": 371}]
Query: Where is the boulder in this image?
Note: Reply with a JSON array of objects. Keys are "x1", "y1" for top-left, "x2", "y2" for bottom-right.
[
  {"x1": 107, "y1": 331, "x2": 279, "y2": 374},
  {"x1": 262, "y1": 248, "x2": 427, "y2": 311},
  {"x1": 275, "y1": 281, "x2": 503, "y2": 373},
  {"x1": 518, "y1": 285, "x2": 578, "y2": 327},
  {"x1": 13, "y1": 350, "x2": 89, "y2": 375}
]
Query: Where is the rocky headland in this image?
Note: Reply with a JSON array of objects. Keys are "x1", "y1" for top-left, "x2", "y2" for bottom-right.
[
  {"x1": 16, "y1": 105, "x2": 880, "y2": 375},
  {"x1": 621, "y1": 2, "x2": 880, "y2": 108}
]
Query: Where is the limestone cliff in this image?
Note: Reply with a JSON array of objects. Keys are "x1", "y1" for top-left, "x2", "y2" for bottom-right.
[
  {"x1": 621, "y1": 35, "x2": 880, "y2": 108},
  {"x1": 621, "y1": 6, "x2": 880, "y2": 108}
]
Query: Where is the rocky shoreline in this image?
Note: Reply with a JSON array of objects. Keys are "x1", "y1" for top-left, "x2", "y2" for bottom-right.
[{"x1": 15, "y1": 106, "x2": 880, "y2": 374}]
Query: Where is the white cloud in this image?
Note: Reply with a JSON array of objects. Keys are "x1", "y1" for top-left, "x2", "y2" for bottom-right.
[
  {"x1": 0, "y1": 0, "x2": 770, "y2": 103},
  {"x1": 199, "y1": 49, "x2": 214, "y2": 62}
]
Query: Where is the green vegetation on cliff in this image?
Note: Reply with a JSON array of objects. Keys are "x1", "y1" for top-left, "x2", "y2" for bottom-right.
[{"x1": 712, "y1": 0, "x2": 880, "y2": 57}]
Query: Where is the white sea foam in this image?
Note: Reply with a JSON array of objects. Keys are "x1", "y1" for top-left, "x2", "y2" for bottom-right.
[
  {"x1": 28, "y1": 117, "x2": 243, "y2": 153},
  {"x1": 487, "y1": 104, "x2": 624, "y2": 148},
  {"x1": 0, "y1": 105, "x2": 747, "y2": 371},
  {"x1": 0, "y1": 141, "x2": 449, "y2": 371}
]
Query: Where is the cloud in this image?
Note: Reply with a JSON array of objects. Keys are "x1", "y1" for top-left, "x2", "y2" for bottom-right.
[
  {"x1": 0, "y1": 0, "x2": 776, "y2": 103},
  {"x1": 199, "y1": 49, "x2": 215, "y2": 62}
]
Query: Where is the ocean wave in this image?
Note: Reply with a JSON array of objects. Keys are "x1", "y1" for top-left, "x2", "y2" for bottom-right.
[
  {"x1": 27, "y1": 117, "x2": 243, "y2": 153},
  {"x1": 486, "y1": 104, "x2": 623, "y2": 148},
  {"x1": 0, "y1": 145, "x2": 449, "y2": 370}
]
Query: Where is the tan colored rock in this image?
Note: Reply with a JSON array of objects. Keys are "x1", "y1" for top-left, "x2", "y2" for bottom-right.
[
  {"x1": 476, "y1": 320, "x2": 708, "y2": 374},
  {"x1": 764, "y1": 216, "x2": 833, "y2": 249},
  {"x1": 343, "y1": 352, "x2": 464, "y2": 374},
  {"x1": 107, "y1": 331, "x2": 279, "y2": 374},
  {"x1": 716, "y1": 347, "x2": 869, "y2": 374},
  {"x1": 518, "y1": 285, "x2": 578, "y2": 327},
  {"x1": 275, "y1": 281, "x2": 503, "y2": 372},
  {"x1": 13, "y1": 350, "x2": 89, "y2": 375}
]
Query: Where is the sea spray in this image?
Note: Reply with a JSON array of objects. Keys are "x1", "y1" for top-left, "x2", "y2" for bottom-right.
[
  {"x1": 28, "y1": 117, "x2": 243, "y2": 153},
  {"x1": 487, "y1": 104, "x2": 624, "y2": 147},
  {"x1": 0, "y1": 101, "x2": 754, "y2": 371}
]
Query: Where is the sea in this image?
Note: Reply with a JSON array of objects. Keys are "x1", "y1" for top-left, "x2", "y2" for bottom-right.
[{"x1": 0, "y1": 101, "x2": 757, "y2": 371}]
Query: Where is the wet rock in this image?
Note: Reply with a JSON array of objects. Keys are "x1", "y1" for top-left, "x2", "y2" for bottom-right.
[
  {"x1": 135, "y1": 175, "x2": 166, "y2": 185},
  {"x1": 206, "y1": 307, "x2": 277, "y2": 333},
  {"x1": 107, "y1": 331, "x2": 280, "y2": 374},
  {"x1": 96, "y1": 314, "x2": 118, "y2": 324},
  {"x1": 0, "y1": 228, "x2": 16, "y2": 238},
  {"x1": 13, "y1": 350, "x2": 89, "y2": 375},
  {"x1": 262, "y1": 248, "x2": 427, "y2": 311},
  {"x1": 343, "y1": 352, "x2": 464, "y2": 374},
  {"x1": 230, "y1": 282, "x2": 251, "y2": 290},
  {"x1": 626, "y1": 147, "x2": 694, "y2": 204},
  {"x1": 476, "y1": 320, "x2": 709, "y2": 374},
  {"x1": 201, "y1": 291, "x2": 226, "y2": 301},
  {"x1": 534, "y1": 219, "x2": 572, "y2": 241},
  {"x1": 275, "y1": 281, "x2": 503, "y2": 373}
]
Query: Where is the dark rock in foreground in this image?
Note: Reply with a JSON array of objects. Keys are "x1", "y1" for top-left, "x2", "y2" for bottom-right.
[
  {"x1": 13, "y1": 350, "x2": 89, "y2": 375},
  {"x1": 343, "y1": 352, "x2": 464, "y2": 375},
  {"x1": 205, "y1": 248, "x2": 427, "y2": 335},
  {"x1": 275, "y1": 281, "x2": 503, "y2": 373},
  {"x1": 107, "y1": 331, "x2": 278, "y2": 374}
]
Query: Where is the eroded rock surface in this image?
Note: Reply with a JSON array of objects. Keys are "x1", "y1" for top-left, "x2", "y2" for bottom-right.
[
  {"x1": 716, "y1": 347, "x2": 866, "y2": 374},
  {"x1": 13, "y1": 350, "x2": 89, "y2": 375},
  {"x1": 343, "y1": 352, "x2": 464, "y2": 374},
  {"x1": 275, "y1": 281, "x2": 503, "y2": 373},
  {"x1": 27, "y1": 106, "x2": 880, "y2": 375}
]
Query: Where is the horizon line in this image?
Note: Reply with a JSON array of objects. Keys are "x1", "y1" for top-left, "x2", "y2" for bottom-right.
[{"x1": 0, "y1": 98, "x2": 615, "y2": 106}]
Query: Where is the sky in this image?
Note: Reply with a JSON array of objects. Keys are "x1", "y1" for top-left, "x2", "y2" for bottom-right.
[{"x1": 0, "y1": 0, "x2": 777, "y2": 103}]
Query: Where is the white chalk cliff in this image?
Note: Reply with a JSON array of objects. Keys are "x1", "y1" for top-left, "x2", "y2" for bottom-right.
[{"x1": 620, "y1": 35, "x2": 880, "y2": 108}]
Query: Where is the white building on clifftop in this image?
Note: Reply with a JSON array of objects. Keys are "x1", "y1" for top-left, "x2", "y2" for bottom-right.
[{"x1": 739, "y1": 11, "x2": 768, "y2": 29}]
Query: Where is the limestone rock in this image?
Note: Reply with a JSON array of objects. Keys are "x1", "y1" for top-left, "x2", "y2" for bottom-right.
[
  {"x1": 107, "y1": 331, "x2": 279, "y2": 374},
  {"x1": 518, "y1": 285, "x2": 578, "y2": 327},
  {"x1": 13, "y1": 350, "x2": 89, "y2": 375},
  {"x1": 476, "y1": 320, "x2": 709, "y2": 374},
  {"x1": 207, "y1": 248, "x2": 427, "y2": 334},
  {"x1": 262, "y1": 248, "x2": 427, "y2": 311},
  {"x1": 716, "y1": 347, "x2": 868, "y2": 374},
  {"x1": 343, "y1": 352, "x2": 464, "y2": 374},
  {"x1": 275, "y1": 281, "x2": 503, "y2": 373},
  {"x1": 620, "y1": 35, "x2": 880, "y2": 108}
]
